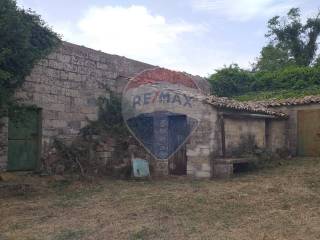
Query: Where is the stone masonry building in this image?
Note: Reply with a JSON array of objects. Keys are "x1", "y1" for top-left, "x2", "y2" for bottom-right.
[{"x1": 0, "y1": 42, "x2": 319, "y2": 178}]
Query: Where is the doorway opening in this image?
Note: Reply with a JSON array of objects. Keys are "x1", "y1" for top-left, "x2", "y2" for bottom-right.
[{"x1": 168, "y1": 115, "x2": 187, "y2": 175}]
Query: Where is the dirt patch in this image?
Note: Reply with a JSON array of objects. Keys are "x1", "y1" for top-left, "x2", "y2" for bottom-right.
[{"x1": 0, "y1": 183, "x2": 34, "y2": 198}]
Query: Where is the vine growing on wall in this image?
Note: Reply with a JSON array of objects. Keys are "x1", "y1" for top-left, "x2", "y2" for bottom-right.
[
  {"x1": 0, "y1": 0, "x2": 61, "y2": 118},
  {"x1": 51, "y1": 93, "x2": 131, "y2": 177},
  {"x1": 80, "y1": 93, "x2": 129, "y2": 140}
]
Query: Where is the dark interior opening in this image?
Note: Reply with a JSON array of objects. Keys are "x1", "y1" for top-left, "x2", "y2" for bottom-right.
[{"x1": 233, "y1": 162, "x2": 250, "y2": 174}]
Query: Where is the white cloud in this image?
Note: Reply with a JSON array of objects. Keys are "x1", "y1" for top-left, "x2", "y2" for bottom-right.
[
  {"x1": 191, "y1": 0, "x2": 299, "y2": 21},
  {"x1": 53, "y1": 5, "x2": 209, "y2": 75}
]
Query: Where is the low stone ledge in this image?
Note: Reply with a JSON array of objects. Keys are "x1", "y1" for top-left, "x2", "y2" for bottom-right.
[
  {"x1": 214, "y1": 157, "x2": 255, "y2": 164},
  {"x1": 213, "y1": 157, "x2": 255, "y2": 178},
  {"x1": 213, "y1": 163, "x2": 233, "y2": 178}
]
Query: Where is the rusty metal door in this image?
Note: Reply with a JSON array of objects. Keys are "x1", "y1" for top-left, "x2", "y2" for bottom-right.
[{"x1": 298, "y1": 110, "x2": 320, "y2": 156}]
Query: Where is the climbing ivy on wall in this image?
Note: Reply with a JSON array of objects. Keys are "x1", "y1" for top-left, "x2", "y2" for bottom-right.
[
  {"x1": 52, "y1": 93, "x2": 131, "y2": 176},
  {"x1": 0, "y1": 0, "x2": 61, "y2": 117},
  {"x1": 80, "y1": 93, "x2": 130, "y2": 139}
]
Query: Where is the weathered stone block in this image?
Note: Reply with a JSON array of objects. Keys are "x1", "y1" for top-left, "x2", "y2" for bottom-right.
[
  {"x1": 46, "y1": 68, "x2": 60, "y2": 78},
  {"x1": 213, "y1": 163, "x2": 233, "y2": 178},
  {"x1": 86, "y1": 114, "x2": 98, "y2": 121},
  {"x1": 68, "y1": 72, "x2": 78, "y2": 81},
  {"x1": 67, "y1": 121, "x2": 81, "y2": 130},
  {"x1": 49, "y1": 60, "x2": 64, "y2": 70},
  {"x1": 63, "y1": 63, "x2": 78, "y2": 73},
  {"x1": 97, "y1": 62, "x2": 109, "y2": 70},
  {"x1": 87, "y1": 97, "x2": 97, "y2": 107},
  {"x1": 201, "y1": 163, "x2": 211, "y2": 171},
  {"x1": 42, "y1": 110, "x2": 59, "y2": 120},
  {"x1": 47, "y1": 103, "x2": 65, "y2": 112},
  {"x1": 71, "y1": 55, "x2": 85, "y2": 66},
  {"x1": 195, "y1": 171, "x2": 210, "y2": 178},
  {"x1": 57, "y1": 54, "x2": 71, "y2": 63}
]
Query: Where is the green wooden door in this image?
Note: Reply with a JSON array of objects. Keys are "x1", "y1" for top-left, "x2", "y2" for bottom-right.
[{"x1": 7, "y1": 108, "x2": 40, "y2": 171}]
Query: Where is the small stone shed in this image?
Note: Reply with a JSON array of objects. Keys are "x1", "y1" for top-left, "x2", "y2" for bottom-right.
[
  {"x1": 0, "y1": 41, "x2": 319, "y2": 178},
  {"x1": 256, "y1": 96, "x2": 320, "y2": 157},
  {"x1": 183, "y1": 96, "x2": 288, "y2": 178}
]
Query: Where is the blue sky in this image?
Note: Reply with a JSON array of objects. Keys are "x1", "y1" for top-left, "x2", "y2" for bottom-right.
[{"x1": 17, "y1": 0, "x2": 319, "y2": 76}]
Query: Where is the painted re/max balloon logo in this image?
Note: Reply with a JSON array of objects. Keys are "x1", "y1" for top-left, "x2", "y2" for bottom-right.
[
  {"x1": 132, "y1": 91, "x2": 193, "y2": 109},
  {"x1": 122, "y1": 68, "x2": 205, "y2": 160}
]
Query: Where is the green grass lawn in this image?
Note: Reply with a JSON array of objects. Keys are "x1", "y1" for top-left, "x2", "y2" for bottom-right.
[{"x1": 1, "y1": 158, "x2": 320, "y2": 240}]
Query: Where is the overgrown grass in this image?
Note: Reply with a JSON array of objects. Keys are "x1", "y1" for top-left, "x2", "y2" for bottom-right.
[
  {"x1": 53, "y1": 229, "x2": 88, "y2": 240},
  {"x1": 49, "y1": 179, "x2": 103, "y2": 208},
  {"x1": 1, "y1": 158, "x2": 320, "y2": 240}
]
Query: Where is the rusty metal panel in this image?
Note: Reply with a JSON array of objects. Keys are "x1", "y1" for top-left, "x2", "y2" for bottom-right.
[{"x1": 298, "y1": 110, "x2": 320, "y2": 157}]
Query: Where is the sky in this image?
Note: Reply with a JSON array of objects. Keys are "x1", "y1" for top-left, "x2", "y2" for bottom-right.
[{"x1": 17, "y1": 0, "x2": 319, "y2": 76}]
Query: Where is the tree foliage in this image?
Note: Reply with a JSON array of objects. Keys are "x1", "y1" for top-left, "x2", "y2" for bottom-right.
[
  {"x1": 254, "y1": 44, "x2": 292, "y2": 72},
  {"x1": 209, "y1": 8, "x2": 320, "y2": 99},
  {"x1": 254, "y1": 65, "x2": 320, "y2": 91},
  {"x1": 255, "y1": 8, "x2": 320, "y2": 71},
  {"x1": 208, "y1": 64, "x2": 254, "y2": 97},
  {"x1": 0, "y1": 0, "x2": 60, "y2": 116},
  {"x1": 209, "y1": 64, "x2": 320, "y2": 97}
]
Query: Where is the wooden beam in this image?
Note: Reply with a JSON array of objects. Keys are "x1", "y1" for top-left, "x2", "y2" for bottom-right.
[{"x1": 220, "y1": 112, "x2": 279, "y2": 119}]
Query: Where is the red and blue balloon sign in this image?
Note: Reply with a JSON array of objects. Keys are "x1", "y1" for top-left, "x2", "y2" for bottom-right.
[{"x1": 122, "y1": 68, "x2": 205, "y2": 160}]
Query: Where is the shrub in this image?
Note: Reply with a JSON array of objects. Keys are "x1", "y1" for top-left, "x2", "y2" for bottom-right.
[{"x1": 209, "y1": 64, "x2": 320, "y2": 99}]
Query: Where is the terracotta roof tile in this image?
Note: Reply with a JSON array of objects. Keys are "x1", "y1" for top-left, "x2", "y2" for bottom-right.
[
  {"x1": 254, "y1": 95, "x2": 320, "y2": 107},
  {"x1": 206, "y1": 95, "x2": 287, "y2": 117}
]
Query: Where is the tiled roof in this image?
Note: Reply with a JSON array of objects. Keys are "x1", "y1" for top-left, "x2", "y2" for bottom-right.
[
  {"x1": 206, "y1": 95, "x2": 287, "y2": 117},
  {"x1": 254, "y1": 95, "x2": 320, "y2": 107}
]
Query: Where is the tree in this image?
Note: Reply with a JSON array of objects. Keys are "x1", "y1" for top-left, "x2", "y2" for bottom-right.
[
  {"x1": 0, "y1": 0, "x2": 60, "y2": 117},
  {"x1": 254, "y1": 44, "x2": 292, "y2": 72},
  {"x1": 209, "y1": 8, "x2": 320, "y2": 99},
  {"x1": 255, "y1": 8, "x2": 320, "y2": 70}
]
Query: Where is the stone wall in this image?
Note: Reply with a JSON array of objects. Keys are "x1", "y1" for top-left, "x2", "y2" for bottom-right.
[
  {"x1": 0, "y1": 42, "x2": 155, "y2": 172},
  {"x1": 13, "y1": 41, "x2": 154, "y2": 158},
  {"x1": 186, "y1": 105, "x2": 219, "y2": 178},
  {"x1": 124, "y1": 103, "x2": 219, "y2": 179},
  {"x1": 224, "y1": 117, "x2": 266, "y2": 157},
  {"x1": 0, "y1": 41, "x2": 213, "y2": 175},
  {"x1": 271, "y1": 104, "x2": 320, "y2": 156},
  {"x1": 3, "y1": 40, "x2": 290, "y2": 178},
  {"x1": 267, "y1": 119, "x2": 288, "y2": 153},
  {"x1": 0, "y1": 118, "x2": 8, "y2": 171},
  {"x1": 210, "y1": 114, "x2": 289, "y2": 178}
]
